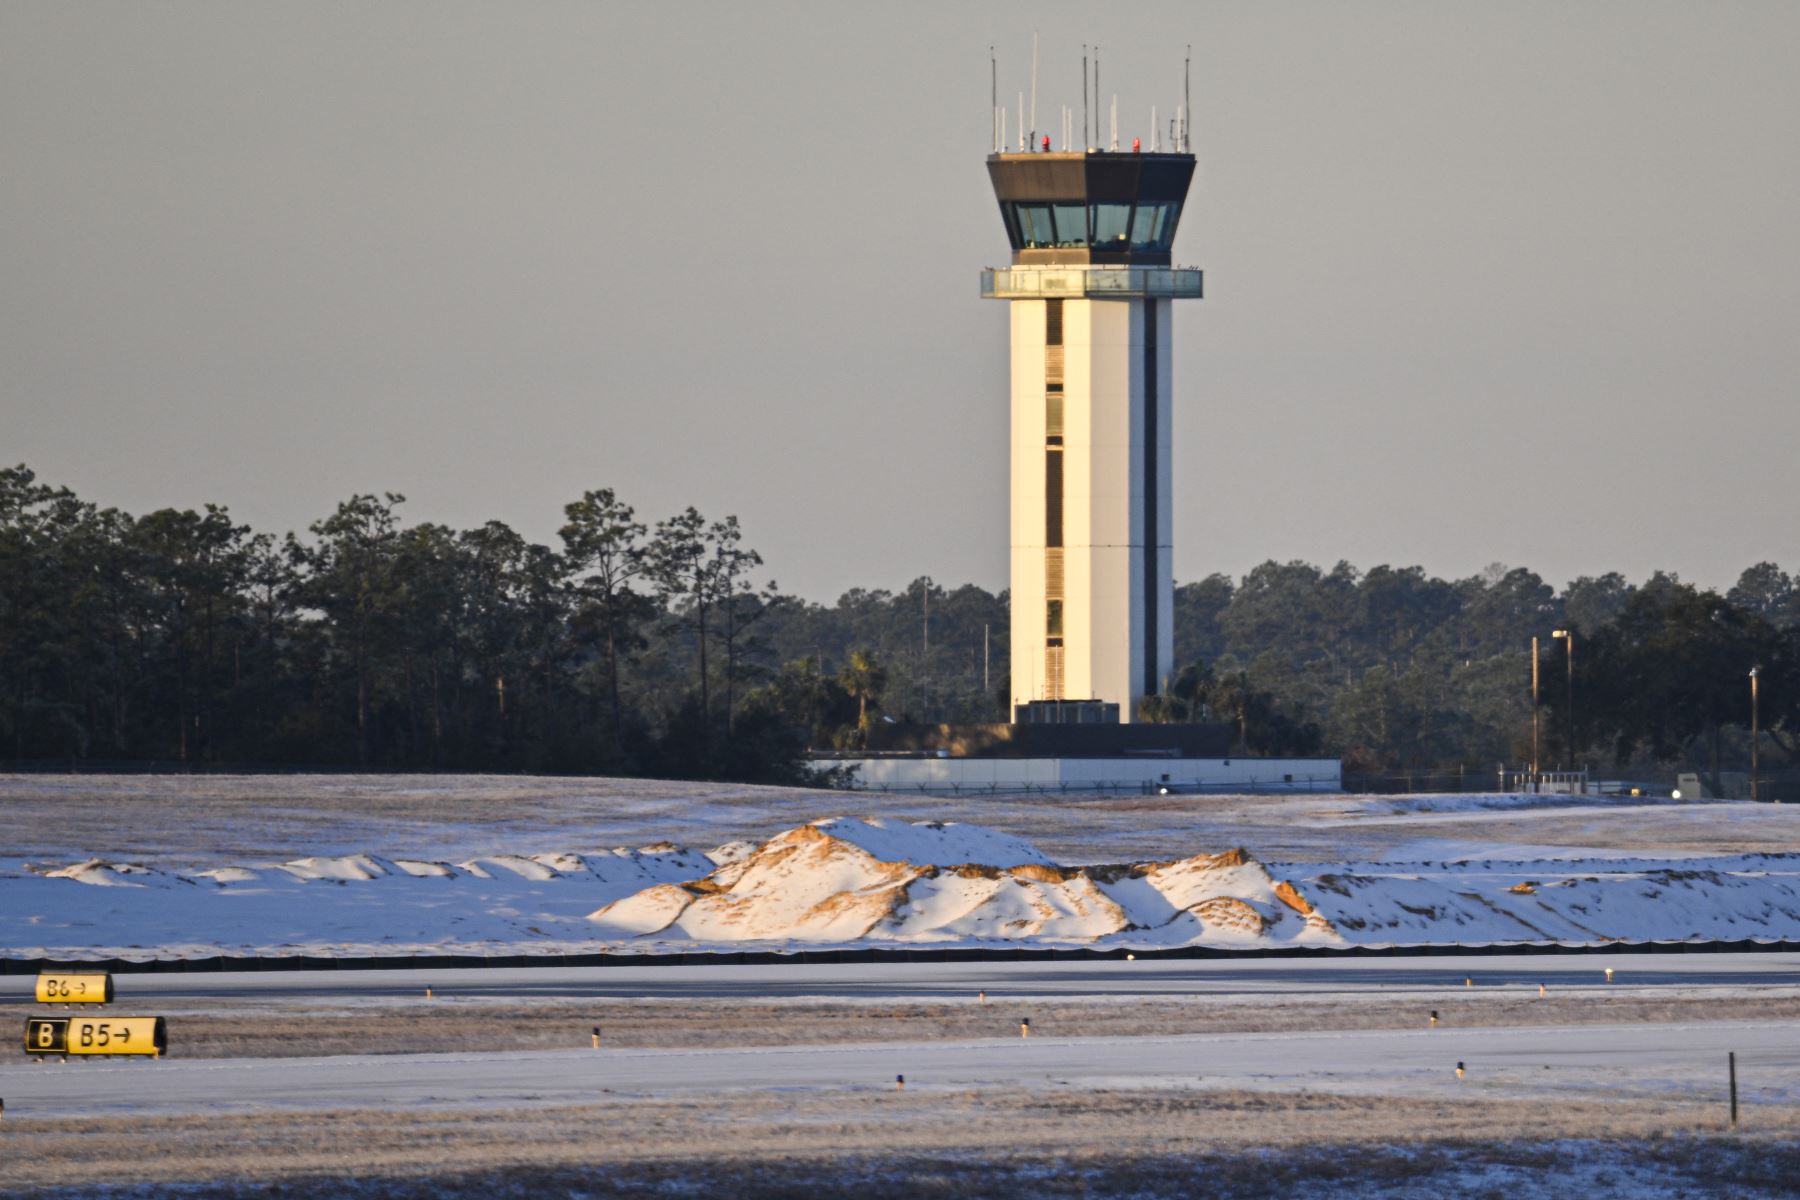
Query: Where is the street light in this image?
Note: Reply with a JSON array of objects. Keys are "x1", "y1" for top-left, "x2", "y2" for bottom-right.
[
  {"x1": 1749, "y1": 666, "x2": 1760, "y2": 803},
  {"x1": 1530, "y1": 635, "x2": 1541, "y2": 786},
  {"x1": 1552, "y1": 630, "x2": 1574, "y2": 772}
]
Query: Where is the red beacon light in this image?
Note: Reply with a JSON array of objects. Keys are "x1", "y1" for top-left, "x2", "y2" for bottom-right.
[
  {"x1": 1132, "y1": 137, "x2": 1141, "y2": 153},
  {"x1": 1041, "y1": 135, "x2": 1051, "y2": 152}
]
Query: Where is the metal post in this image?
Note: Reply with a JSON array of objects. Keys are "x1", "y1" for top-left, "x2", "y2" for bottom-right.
[
  {"x1": 1548, "y1": 633, "x2": 1576, "y2": 773},
  {"x1": 1750, "y1": 668, "x2": 1760, "y2": 803},
  {"x1": 1730, "y1": 1051, "x2": 1738, "y2": 1126},
  {"x1": 920, "y1": 582, "x2": 929, "y2": 720},
  {"x1": 1530, "y1": 636, "x2": 1541, "y2": 786}
]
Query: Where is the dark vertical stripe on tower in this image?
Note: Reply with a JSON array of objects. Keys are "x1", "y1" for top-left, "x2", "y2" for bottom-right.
[{"x1": 1143, "y1": 300, "x2": 1159, "y2": 697}]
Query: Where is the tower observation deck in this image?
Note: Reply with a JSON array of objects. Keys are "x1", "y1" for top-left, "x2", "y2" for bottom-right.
[{"x1": 983, "y1": 149, "x2": 1201, "y2": 722}]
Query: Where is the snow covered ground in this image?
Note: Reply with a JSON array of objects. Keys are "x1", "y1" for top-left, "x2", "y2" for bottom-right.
[
  {"x1": 8, "y1": 777, "x2": 1797, "y2": 1198},
  {"x1": 6, "y1": 811, "x2": 1800, "y2": 959},
  {"x1": 7, "y1": 772, "x2": 1800, "y2": 867},
  {"x1": 6, "y1": 1018, "x2": 1796, "y2": 1119},
  {"x1": 7, "y1": 1071, "x2": 1796, "y2": 1198}
]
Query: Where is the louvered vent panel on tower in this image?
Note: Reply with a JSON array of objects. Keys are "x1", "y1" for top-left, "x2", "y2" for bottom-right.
[
  {"x1": 1044, "y1": 548, "x2": 1064, "y2": 597},
  {"x1": 1044, "y1": 643, "x2": 1065, "y2": 701},
  {"x1": 1044, "y1": 346, "x2": 1064, "y2": 382}
]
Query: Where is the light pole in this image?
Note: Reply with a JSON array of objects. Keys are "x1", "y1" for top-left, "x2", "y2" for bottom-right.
[
  {"x1": 1552, "y1": 629, "x2": 1574, "y2": 771},
  {"x1": 1530, "y1": 635, "x2": 1540, "y2": 786},
  {"x1": 1749, "y1": 666, "x2": 1760, "y2": 803}
]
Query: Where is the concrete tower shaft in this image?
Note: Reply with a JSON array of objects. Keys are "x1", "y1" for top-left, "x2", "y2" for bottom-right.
[{"x1": 982, "y1": 151, "x2": 1201, "y2": 723}]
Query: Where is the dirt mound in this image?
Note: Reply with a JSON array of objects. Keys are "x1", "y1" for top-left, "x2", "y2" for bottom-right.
[{"x1": 586, "y1": 819, "x2": 1335, "y2": 949}]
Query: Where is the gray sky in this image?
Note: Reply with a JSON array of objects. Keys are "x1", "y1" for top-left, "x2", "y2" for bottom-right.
[{"x1": 4, "y1": 1, "x2": 1797, "y2": 600}]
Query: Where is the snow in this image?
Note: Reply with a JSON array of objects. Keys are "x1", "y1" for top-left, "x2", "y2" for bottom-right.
[
  {"x1": 808, "y1": 816, "x2": 1053, "y2": 867},
  {"x1": 3, "y1": 1018, "x2": 1795, "y2": 1119},
  {"x1": 13, "y1": 772, "x2": 1800, "y2": 871},
  {"x1": 584, "y1": 825, "x2": 1800, "y2": 952},
  {"x1": 582, "y1": 824, "x2": 1339, "y2": 948},
  {"x1": 278, "y1": 854, "x2": 393, "y2": 882},
  {"x1": 2, "y1": 844, "x2": 710, "y2": 960},
  {"x1": 462, "y1": 855, "x2": 560, "y2": 881},
  {"x1": 6, "y1": 777, "x2": 1800, "y2": 962},
  {"x1": 39, "y1": 860, "x2": 163, "y2": 888},
  {"x1": 8, "y1": 814, "x2": 1800, "y2": 960}
]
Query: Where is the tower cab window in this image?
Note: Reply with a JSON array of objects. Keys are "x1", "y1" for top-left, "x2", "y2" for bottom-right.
[
  {"x1": 1129, "y1": 201, "x2": 1180, "y2": 252},
  {"x1": 1049, "y1": 204, "x2": 1087, "y2": 246},
  {"x1": 1091, "y1": 203, "x2": 1132, "y2": 246},
  {"x1": 1012, "y1": 204, "x2": 1054, "y2": 248},
  {"x1": 1003, "y1": 199, "x2": 1182, "y2": 253}
]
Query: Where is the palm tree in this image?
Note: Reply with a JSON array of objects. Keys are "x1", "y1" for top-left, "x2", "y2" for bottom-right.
[{"x1": 837, "y1": 651, "x2": 888, "y2": 741}]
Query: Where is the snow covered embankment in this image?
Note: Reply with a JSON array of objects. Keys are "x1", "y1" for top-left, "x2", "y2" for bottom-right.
[
  {"x1": 588, "y1": 819, "x2": 1800, "y2": 950},
  {"x1": 3, "y1": 845, "x2": 715, "y2": 960},
  {"x1": 9, "y1": 818, "x2": 1800, "y2": 959},
  {"x1": 589, "y1": 820, "x2": 1333, "y2": 947}
]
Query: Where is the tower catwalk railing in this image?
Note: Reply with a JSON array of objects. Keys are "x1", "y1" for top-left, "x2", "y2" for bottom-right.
[{"x1": 982, "y1": 266, "x2": 1203, "y2": 300}]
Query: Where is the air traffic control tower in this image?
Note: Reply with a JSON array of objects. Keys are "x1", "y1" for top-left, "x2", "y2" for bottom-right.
[
  {"x1": 983, "y1": 146, "x2": 1201, "y2": 722},
  {"x1": 810, "y1": 101, "x2": 1337, "y2": 790}
]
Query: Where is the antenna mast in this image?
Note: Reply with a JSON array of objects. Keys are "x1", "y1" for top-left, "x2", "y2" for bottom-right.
[
  {"x1": 1082, "y1": 45, "x2": 1088, "y2": 151},
  {"x1": 1029, "y1": 32, "x2": 1039, "y2": 149},
  {"x1": 1094, "y1": 48, "x2": 1100, "y2": 149},
  {"x1": 991, "y1": 45, "x2": 998, "y2": 152},
  {"x1": 1183, "y1": 44, "x2": 1192, "y2": 152}
]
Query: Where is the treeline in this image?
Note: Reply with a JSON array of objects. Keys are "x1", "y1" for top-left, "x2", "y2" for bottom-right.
[
  {"x1": 2, "y1": 463, "x2": 1794, "y2": 784},
  {"x1": 1172, "y1": 561, "x2": 1798, "y2": 781},
  {"x1": 0, "y1": 465, "x2": 1004, "y2": 782}
]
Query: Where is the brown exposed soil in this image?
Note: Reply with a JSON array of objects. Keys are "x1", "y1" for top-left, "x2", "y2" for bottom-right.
[
  {"x1": 1007, "y1": 863, "x2": 1068, "y2": 884},
  {"x1": 1273, "y1": 880, "x2": 1314, "y2": 915},
  {"x1": 1190, "y1": 896, "x2": 1267, "y2": 934},
  {"x1": 801, "y1": 882, "x2": 909, "y2": 935}
]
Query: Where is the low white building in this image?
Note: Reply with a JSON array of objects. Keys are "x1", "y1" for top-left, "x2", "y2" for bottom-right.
[{"x1": 817, "y1": 754, "x2": 1340, "y2": 795}]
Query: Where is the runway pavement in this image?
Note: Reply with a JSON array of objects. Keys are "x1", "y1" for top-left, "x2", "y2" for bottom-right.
[{"x1": 5, "y1": 951, "x2": 1796, "y2": 1003}]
